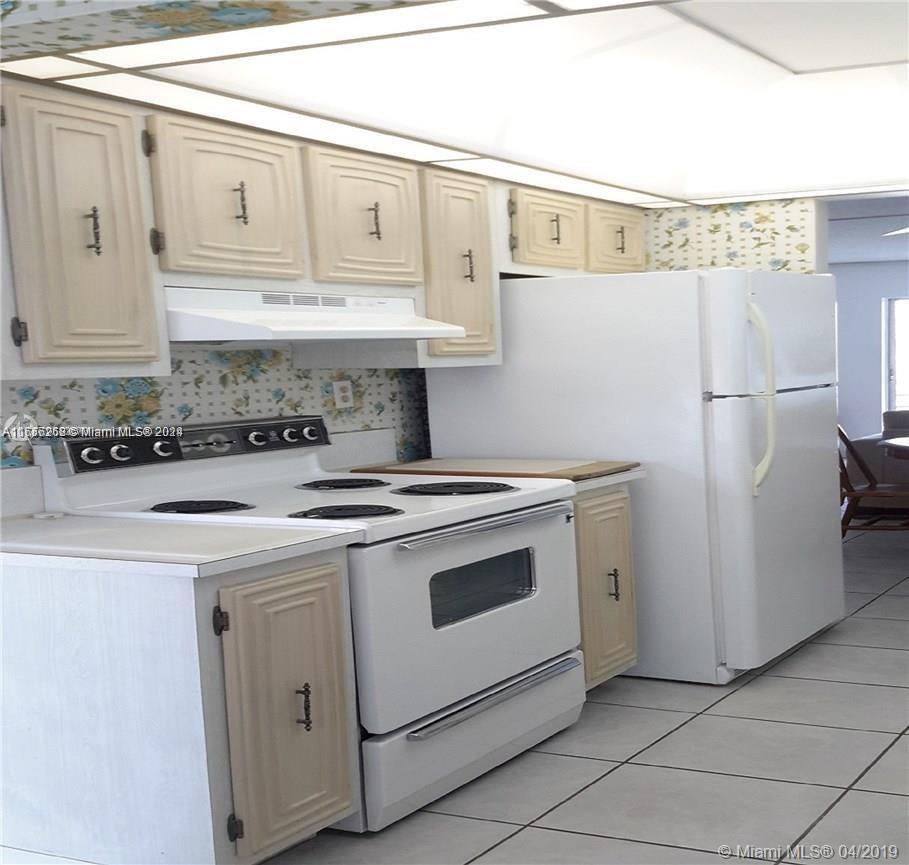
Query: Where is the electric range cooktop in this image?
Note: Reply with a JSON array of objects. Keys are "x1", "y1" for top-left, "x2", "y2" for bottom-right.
[{"x1": 33, "y1": 415, "x2": 575, "y2": 544}]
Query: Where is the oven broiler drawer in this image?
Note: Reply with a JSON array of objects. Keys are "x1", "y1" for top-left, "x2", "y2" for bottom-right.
[
  {"x1": 348, "y1": 501, "x2": 580, "y2": 734},
  {"x1": 361, "y1": 652, "x2": 585, "y2": 832}
]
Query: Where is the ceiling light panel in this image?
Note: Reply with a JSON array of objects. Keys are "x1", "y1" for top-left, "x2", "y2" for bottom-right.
[
  {"x1": 0, "y1": 57, "x2": 104, "y2": 78},
  {"x1": 71, "y1": 0, "x2": 542, "y2": 68},
  {"x1": 58, "y1": 74, "x2": 475, "y2": 162},
  {"x1": 546, "y1": 0, "x2": 663, "y2": 8},
  {"x1": 677, "y1": 1, "x2": 909, "y2": 72},
  {"x1": 430, "y1": 158, "x2": 681, "y2": 205}
]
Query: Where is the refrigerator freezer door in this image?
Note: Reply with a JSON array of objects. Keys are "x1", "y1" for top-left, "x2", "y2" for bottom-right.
[
  {"x1": 705, "y1": 270, "x2": 837, "y2": 396},
  {"x1": 708, "y1": 386, "x2": 844, "y2": 671}
]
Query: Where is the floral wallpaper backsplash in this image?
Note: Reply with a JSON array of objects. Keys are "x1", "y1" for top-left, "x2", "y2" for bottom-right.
[
  {"x1": 1, "y1": 347, "x2": 429, "y2": 468},
  {"x1": 645, "y1": 199, "x2": 819, "y2": 273},
  {"x1": 1, "y1": 1, "x2": 419, "y2": 59}
]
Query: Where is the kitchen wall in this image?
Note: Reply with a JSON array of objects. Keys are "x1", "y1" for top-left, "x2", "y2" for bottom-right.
[
  {"x1": 1, "y1": 348, "x2": 430, "y2": 468},
  {"x1": 828, "y1": 196, "x2": 909, "y2": 437},
  {"x1": 644, "y1": 199, "x2": 822, "y2": 273}
]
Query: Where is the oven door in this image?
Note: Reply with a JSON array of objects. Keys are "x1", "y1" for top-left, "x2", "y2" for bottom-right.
[{"x1": 348, "y1": 501, "x2": 580, "y2": 734}]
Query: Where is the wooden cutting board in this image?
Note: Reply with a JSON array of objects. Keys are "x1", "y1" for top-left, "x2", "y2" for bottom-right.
[{"x1": 351, "y1": 457, "x2": 641, "y2": 481}]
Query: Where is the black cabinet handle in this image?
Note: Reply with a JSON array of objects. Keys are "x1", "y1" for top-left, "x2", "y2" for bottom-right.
[
  {"x1": 607, "y1": 568, "x2": 620, "y2": 601},
  {"x1": 233, "y1": 181, "x2": 249, "y2": 225},
  {"x1": 463, "y1": 248, "x2": 476, "y2": 282},
  {"x1": 550, "y1": 213, "x2": 562, "y2": 245},
  {"x1": 295, "y1": 682, "x2": 312, "y2": 731},
  {"x1": 616, "y1": 225, "x2": 626, "y2": 254},
  {"x1": 84, "y1": 206, "x2": 102, "y2": 255},
  {"x1": 367, "y1": 201, "x2": 382, "y2": 240}
]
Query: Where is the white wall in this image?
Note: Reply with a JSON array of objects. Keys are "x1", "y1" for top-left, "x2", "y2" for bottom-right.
[
  {"x1": 828, "y1": 196, "x2": 909, "y2": 438},
  {"x1": 832, "y1": 261, "x2": 909, "y2": 437}
]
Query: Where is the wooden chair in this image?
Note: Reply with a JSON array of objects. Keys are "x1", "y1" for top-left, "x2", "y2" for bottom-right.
[{"x1": 839, "y1": 425, "x2": 909, "y2": 536}]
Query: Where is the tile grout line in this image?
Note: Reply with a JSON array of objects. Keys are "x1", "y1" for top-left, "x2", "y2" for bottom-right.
[
  {"x1": 772, "y1": 722, "x2": 909, "y2": 865},
  {"x1": 463, "y1": 669, "x2": 763, "y2": 864},
  {"x1": 461, "y1": 540, "x2": 906, "y2": 865}
]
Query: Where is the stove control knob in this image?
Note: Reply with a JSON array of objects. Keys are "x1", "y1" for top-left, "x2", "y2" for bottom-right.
[
  {"x1": 80, "y1": 446, "x2": 104, "y2": 465},
  {"x1": 282, "y1": 428, "x2": 300, "y2": 443},
  {"x1": 247, "y1": 431, "x2": 268, "y2": 447},
  {"x1": 301, "y1": 426, "x2": 320, "y2": 442},
  {"x1": 152, "y1": 440, "x2": 174, "y2": 458},
  {"x1": 110, "y1": 444, "x2": 133, "y2": 462}
]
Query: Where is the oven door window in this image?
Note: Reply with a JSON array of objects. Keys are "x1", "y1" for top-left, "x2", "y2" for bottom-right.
[{"x1": 429, "y1": 548, "x2": 536, "y2": 629}]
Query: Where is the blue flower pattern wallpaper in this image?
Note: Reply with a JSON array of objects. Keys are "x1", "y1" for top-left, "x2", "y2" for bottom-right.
[
  {"x1": 645, "y1": 199, "x2": 819, "y2": 273},
  {"x1": 1, "y1": 348, "x2": 429, "y2": 467}
]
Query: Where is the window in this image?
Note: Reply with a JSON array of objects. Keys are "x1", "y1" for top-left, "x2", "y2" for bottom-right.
[
  {"x1": 887, "y1": 299, "x2": 909, "y2": 410},
  {"x1": 428, "y1": 548, "x2": 535, "y2": 628}
]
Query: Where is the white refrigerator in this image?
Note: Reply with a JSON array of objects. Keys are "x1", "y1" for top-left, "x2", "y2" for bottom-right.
[{"x1": 426, "y1": 269, "x2": 845, "y2": 684}]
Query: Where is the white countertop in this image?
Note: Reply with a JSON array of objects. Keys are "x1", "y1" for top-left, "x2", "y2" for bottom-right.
[{"x1": 0, "y1": 514, "x2": 362, "y2": 578}]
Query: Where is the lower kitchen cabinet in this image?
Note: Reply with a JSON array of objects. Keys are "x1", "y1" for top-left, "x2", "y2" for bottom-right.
[
  {"x1": 0, "y1": 548, "x2": 359, "y2": 865},
  {"x1": 218, "y1": 564, "x2": 353, "y2": 858},
  {"x1": 574, "y1": 489, "x2": 637, "y2": 687}
]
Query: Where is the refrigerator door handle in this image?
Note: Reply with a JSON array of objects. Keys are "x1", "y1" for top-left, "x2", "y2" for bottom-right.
[{"x1": 748, "y1": 300, "x2": 777, "y2": 495}]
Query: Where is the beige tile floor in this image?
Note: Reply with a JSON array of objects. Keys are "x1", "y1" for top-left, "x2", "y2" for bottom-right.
[{"x1": 264, "y1": 530, "x2": 908, "y2": 865}]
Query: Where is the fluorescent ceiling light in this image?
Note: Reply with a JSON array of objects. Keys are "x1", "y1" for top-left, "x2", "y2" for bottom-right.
[
  {"x1": 544, "y1": 0, "x2": 661, "y2": 8},
  {"x1": 882, "y1": 226, "x2": 909, "y2": 236},
  {"x1": 0, "y1": 57, "x2": 103, "y2": 78},
  {"x1": 429, "y1": 157, "x2": 682, "y2": 205},
  {"x1": 72, "y1": 0, "x2": 542, "y2": 68},
  {"x1": 58, "y1": 74, "x2": 475, "y2": 162},
  {"x1": 692, "y1": 185, "x2": 909, "y2": 205}
]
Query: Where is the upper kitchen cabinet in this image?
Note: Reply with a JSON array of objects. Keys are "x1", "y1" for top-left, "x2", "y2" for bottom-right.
[
  {"x1": 2, "y1": 86, "x2": 158, "y2": 363},
  {"x1": 421, "y1": 169, "x2": 495, "y2": 357},
  {"x1": 145, "y1": 115, "x2": 305, "y2": 279},
  {"x1": 304, "y1": 146, "x2": 423, "y2": 285},
  {"x1": 508, "y1": 187, "x2": 585, "y2": 270},
  {"x1": 586, "y1": 203, "x2": 645, "y2": 273}
]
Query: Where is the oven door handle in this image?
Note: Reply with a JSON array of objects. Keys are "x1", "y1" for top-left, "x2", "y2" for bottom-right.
[
  {"x1": 396, "y1": 501, "x2": 573, "y2": 551},
  {"x1": 406, "y1": 656, "x2": 581, "y2": 741}
]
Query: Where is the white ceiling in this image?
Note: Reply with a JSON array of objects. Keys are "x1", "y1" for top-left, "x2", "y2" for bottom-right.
[
  {"x1": 4, "y1": 0, "x2": 907, "y2": 204},
  {"x1": 148, "y1": 3, "x2": 909, "y2": 202},
  {"x1": 677, "y1": 1, "x2": 909, "y2": 73}
]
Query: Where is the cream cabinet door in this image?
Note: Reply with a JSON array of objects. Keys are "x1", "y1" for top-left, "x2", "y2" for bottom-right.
[
  {"x1": 305, "y1": 146, "x2": 423, "y2": 285},
  {"x1": 575, "y1": 490, "x2": 637, "y2": 688},
  {"x1": 2, "y1": 86, "x2": 158, "y2": 363},
  {"x1": 422, "y1": 169, "x2": 495, "y2": 356},
  {"x1": 218, "y1": 564, "x2": 352, "y2": 858},
  {"x1": 586, "y1": 203, "x2": 645, "y2": 273},
  {"x1": 146, "y1": 115, "x2": 304, "y2": 278},
  {"x1": 509, "y1": 187, "x2": 585, "y2": 269}
]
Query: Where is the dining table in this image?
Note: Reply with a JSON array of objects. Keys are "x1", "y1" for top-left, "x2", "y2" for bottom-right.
[{"x1": 879, "y1": 436, "x2": 909, "y2": 460}]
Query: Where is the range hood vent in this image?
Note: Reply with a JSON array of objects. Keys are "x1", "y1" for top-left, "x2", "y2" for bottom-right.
[{"x1": 166, "y1": 286, "x2": 466, "y2": 343}]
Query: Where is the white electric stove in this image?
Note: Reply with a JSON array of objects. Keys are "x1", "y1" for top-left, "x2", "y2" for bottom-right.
[{"x1": 33, "y1": 416, "x2": 585, "y2": 832}]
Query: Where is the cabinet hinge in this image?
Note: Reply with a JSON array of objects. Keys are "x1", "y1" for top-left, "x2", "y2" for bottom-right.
[
  {"x1": 508, "y1": 234, "x2": 518, "y2": 252},
  {"x1": 1, "y1": 106, "x2": 6, "y2": 128},
  {"x1": 506, "y1": 197, "x2": 516, "y2": 218},
  {"x1": 140, "y1": 129, "x2": 156, "y2": 156},
  {"x1": 226, "y1": 814, "x2": 244, "y2": 842},
  {"x1": 212, "y1": 605, "x2": 230, "y2": 636},
  {"x1": 10, "y1": 316, "x2": 28, "y2": 346},
  {"x1": 149, "y1": 228, "x2": 165, "y2": 255}
]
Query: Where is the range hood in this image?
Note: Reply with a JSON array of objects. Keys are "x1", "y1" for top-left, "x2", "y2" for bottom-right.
[{"x1": 165, "y1": 286, "x2": 466, "y2": 343}]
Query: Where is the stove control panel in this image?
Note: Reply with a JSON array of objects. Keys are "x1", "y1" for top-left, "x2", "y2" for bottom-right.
[{"x1": 63, "y1": 416, "x2": 330, "y2": 472}]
